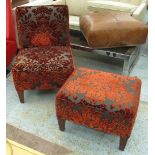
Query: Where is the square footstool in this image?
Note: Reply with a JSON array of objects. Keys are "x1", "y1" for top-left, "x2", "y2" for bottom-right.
[{"x1": 55, "y1": 67, "x2": 141, "y2": 150}]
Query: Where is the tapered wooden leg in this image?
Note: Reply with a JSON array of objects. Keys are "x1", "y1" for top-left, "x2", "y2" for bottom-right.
[
  {"x1": 119, "y1": 136, "x2": 129, "y2": 151},
  {"x1": 17, "y1": 90, "x2": 24, "y2": 103},
  {"x1": 57, "y1": 117, "x2": 66, "y2": 131}
]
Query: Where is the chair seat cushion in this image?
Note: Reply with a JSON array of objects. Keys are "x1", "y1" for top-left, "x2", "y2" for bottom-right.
[
  {"x1": 12, "y1": 46, "x2": 74, "y2": 90},
  {"x1": 80, "y1": 11, "x2": 148, "y2": 48},
  {"x1": 88, "y1": 0, "x2": 137, "y2": 14},
  {"x1": 13, "y1": 46, "x2": 74, "y2": 72}
]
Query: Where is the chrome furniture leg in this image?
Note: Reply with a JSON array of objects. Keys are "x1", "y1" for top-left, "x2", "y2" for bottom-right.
[
  {"x1": 123, "y1": 59, "x2": 130, "y2": 75},
  {"x1": 123, "y1": 46, "x2": 140, "y2": 75}
]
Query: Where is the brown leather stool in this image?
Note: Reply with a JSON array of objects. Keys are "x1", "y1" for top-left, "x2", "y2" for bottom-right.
[{"x1": 80, "y1": 11, "x2": 147, "y2": 48}]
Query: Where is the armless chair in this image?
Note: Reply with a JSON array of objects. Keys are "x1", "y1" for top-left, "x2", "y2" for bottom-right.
[{"x1": 12, "y1": 5, "x2": 74, "y2": 103}]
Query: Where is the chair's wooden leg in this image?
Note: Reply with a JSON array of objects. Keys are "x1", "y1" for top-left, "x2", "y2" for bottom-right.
[
  {"x1": 17, "y1": 90, "x2": 24, "y2": 103},
  {"x1": 57, "y1": 117, "x2": 66, "y2": 131},
  {"x1": 119, "y1": 136, "x2": 129, "y2": 151}
]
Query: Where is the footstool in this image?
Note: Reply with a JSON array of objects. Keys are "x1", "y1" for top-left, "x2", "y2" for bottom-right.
[
  {"x1": 80, "y1": 11, "x2": 148, "y2": 48},
  {"x1": 55, "y1": 67, "x2": 142, "y2": 150}
]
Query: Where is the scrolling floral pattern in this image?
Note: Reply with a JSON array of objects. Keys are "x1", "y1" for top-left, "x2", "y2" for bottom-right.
[
  {"x1": 56, "y1": 67, "x2": 142, "y2": 137},
  {"x1": 12, "y1": 46, "x2": 74, "y2": 90},
  {"x1": 12, "y1": 6, "x2": 74, "y2": 92},
  {"x1": 16, "y1": 5, "x2": 70, "y2": 48}
]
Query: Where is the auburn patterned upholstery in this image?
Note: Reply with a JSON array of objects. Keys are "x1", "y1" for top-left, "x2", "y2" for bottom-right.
[
  {"x1": 56, "y1": 67, "x2": 142, "y2": 150},
  {"x1": 12, "y1": 5, "x2": 74, "y2": 103},
  {"x1": 16, "y1": 5, "x2": 70, "y2": 48}
]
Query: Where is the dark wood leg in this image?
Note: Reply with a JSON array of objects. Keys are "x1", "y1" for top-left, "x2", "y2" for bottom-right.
[
  {"x1": 17, "y1": 90, "x2": 24, "y2": 103},
  {"x1": 119, "y1": 136, "x2": 129, "y2": 151},
  {"x1": 57, "y1": 117, "x2": 66, "y2": 131}
]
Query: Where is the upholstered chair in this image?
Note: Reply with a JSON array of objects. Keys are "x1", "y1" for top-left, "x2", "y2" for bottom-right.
[{"x1": 12, "y1": 5, "x2": 74, "y2": 103}]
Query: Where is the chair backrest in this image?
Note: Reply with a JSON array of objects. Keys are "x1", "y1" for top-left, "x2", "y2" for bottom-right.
[
  {"x1": 118, "y1": 0, "x2": 147, "y2": 5},
  {"x1": 99, "y1": 0, "x2": 148, "y2": 5},
  {"x1": 16, "y1": 5, "x2": 70, "y2": 48}
]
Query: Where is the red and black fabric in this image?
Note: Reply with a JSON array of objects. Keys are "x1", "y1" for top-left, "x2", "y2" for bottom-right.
[
  {"x1": 15, "y1": 5, "x2": 70, "y2": 48},
  {"x1": 12, "y1": 46, "x2": 74, "y2": 90},
  {"x1": 56, "y1": 67, "x2": 142, "y2": 137},
  {"x1": 12, "y1": 5, "x2": 74, "y2": 102}
]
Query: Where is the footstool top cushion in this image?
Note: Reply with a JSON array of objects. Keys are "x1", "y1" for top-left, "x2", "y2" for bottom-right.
[
  {"x1": 80, "y1": 11, "x2": 148, "y2": 48},
  {"x1": 56, "y1": 67, "x2": 141, "y2": 112}
]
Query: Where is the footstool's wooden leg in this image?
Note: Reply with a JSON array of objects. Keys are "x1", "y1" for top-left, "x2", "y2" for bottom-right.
[
  {"x1": 119, "y1": 136, "x2": 129, "y2": 151},
  {"x1": 17, "y1": 90, "x2": 24, "y2": 103},
  {"x1": 57, "y1": 118, "x2": 66, "y2": 131}
]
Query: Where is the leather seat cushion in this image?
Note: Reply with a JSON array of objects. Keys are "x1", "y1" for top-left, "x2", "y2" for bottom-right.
[{"x1": 80, "y1": 11, "x2": 148, "y2": 48}]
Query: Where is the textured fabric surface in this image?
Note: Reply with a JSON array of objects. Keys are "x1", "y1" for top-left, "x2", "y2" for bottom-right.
[
  {"x1": 12, "y1": 46, "x2": 74, "y2": 90},
  {"x1": 12, "y1": 5, "x2": 74, "y2": 92},
  {"x1": 56, "y1": 67, "x2": 141, "y2": 137},
  {"x1": 16, "y1": 5, "x2": 70, "y2": 48},
  {"x1": 12, "y1": 46, "x2": 73, "y2": 72}
]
